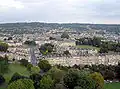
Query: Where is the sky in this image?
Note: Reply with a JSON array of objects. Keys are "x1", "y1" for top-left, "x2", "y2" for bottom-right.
[{"x1": 0, "y1": 0, "x2": 120, "y2": 24}]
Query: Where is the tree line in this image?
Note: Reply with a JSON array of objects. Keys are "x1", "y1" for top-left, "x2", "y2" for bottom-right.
[
  {"x1": 76, "y1": 37, "x2": 120, "y2": 53},
  {"x1": 1, "y1": 56, "x2": 120, "y2": 89},
  {"x1": 0, "y1": 58, "x2": 106, "y2": 89},
  {"x1": 0, "y1": 41, "x2": 8, "y2": 52}
]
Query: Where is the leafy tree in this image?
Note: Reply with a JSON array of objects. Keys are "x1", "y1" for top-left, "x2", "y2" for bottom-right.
[
  {"x1": 55, "y1": 83, "x2": 67, "y2": 89},
  {"x1": 27, "y1": 64, "x2": 33, "y2": 71},
  {"x1": 76, "y1": 74, "x2": 96, "y2": 89},
  {"x1": 63, "y1": 50, "x2": 71, "y2": 56},
  {"x1": 89, "y1": 65, "x2": 99, "y2": 72},
  {"x1": 40, "y1": 75, "x2": 54, "y2": 89},
  {"x1": 19, "y1": 59, "x2": 29, "y2": 67},
  {"x1": 49, "y1": 37, "x2": 56, "y2": 40},
  {"x1": 104, "y1": 70, "x2": 115, "y2": 80},
  {"x1": 9, "y1": 72, "x2": 28, "y2": 84},
  {"x1": 39, "y1": 43, "x2": 54, "y2": 55},
  {"x1": 75, "y1": 37, "x2": 101, "y2": 47},
  {"x1": 8, "y1": 37, "x2": 13, "y2": 40},
  {"x1": 63, "y1": 69, "x2": 80, "y2": 89},
  {"x1": 61, "y1": 32, "x2": 69, "y2": 39},
  {"x1": 99, "y1": 47, "x2": 108, "y2": 53},
  {"x1": 8, "y1": 79, "x2": 35, "y2": 89},
  {"x1": 31, "y1": 66, "x2": 40, "y2": 74},
  {"x1": 0, "y1": 42, "x2": 8, "y2": 52},
  {"x1": 38, "y1": 60, "x2": 51, "y2": 72},
  {"x1": 24, "y1": 40, "x2": 36, "y2": 46},
  {"x1": 30, "y1": 73, "x2": 42, "y2": 82},
  {"x1": 46, "y1": 67, "x2": 65, "y2": 83},
  {"x1": 90, "y1": 72, "x2": 104, "y2": 89},
  {"x1": 30, "y1": 73, "x2": 42, "y2": 89},
  {"x1": 115, "y1": 63, "x2": 120, "y2": 80},
  {"x1": 92, "y1": 37, "x2": 101, "y2": 47},
  {"x1": 0, "y1": 56, "x2": 9, "y2": 74},
  {"x1": 0, "y1": 75, "x2": 5, "y2": 85},
  {"x1": 63, "y1": 69, "x2": 96, "y2": 89},
  {"x1": 56, "y1": 65, "x2": 69, "y2": 72}
]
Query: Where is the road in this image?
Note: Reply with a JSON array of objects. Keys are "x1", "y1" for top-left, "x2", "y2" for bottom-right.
[{"x1": 30, "y1": 47, "x2": 37, "y2": 66}]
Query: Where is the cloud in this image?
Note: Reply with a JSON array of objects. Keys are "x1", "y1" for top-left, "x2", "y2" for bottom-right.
[
  {"x1": 0, "y1": 0, "x2": 24, "y2": 11},
  {"x1": 0, "y1": 0, "x2": 120, "y2": 24}
]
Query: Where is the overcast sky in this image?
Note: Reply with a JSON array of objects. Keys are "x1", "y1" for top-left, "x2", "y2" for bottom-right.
[{"x1": 0, "y1": 0, "x2": 120, "y2": 24}]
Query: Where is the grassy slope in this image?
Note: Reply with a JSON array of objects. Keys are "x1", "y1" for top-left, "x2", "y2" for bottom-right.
[
  {"x1": 0, "y1": 86, "x2": 6, "y2": 89},
  {"x1": 3, "y1": 63, "x2": 30, "y2": 83},
  {"x1": 0, "y1": 63, "x2": 30, "y2": 89},
  {"x1": 77, "y1": 45, "x2": 100, "y2": 51},
  {"x1": 0, "y1": 83, "x2": 7, "y2": 89},
  {"x1": 104, "y1": 83, "x2": 120, "y2": 89}
]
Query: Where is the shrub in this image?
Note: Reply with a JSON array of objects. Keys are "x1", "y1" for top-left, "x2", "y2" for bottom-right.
[
  {"x1": 38, "y1": 60, "x2": 51, "y2": 72},
  {"x1": 0, "y1": 75, "x2": 5, "y2": 85},
  {"x1": 90, "y1": 72, "x2": 104, "y2": 89}
]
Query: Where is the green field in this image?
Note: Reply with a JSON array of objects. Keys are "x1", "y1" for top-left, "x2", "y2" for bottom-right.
[
  {"x1": 77, "y1": 45, "x2": 100, "y2": 51},
  {"x1": 0, "y1": 87, "x2": 6, "y2": 89},
  {"x1": 3, "y1": 63, "x2": 30, "y2": 83},
  {"x1": 0, "y1": 63, "x2": 30, "y2": 89},
  {"x1": 0, "y1": 83, "x2": 7, "y2": 89},
  {"x1": 104, "y1": 83, "x2": 120, "y2": 89}
]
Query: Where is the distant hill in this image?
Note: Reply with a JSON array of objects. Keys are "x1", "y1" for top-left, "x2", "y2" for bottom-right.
[{"x1": 0, "y1": 22, "x2": 120, "y2": 33}]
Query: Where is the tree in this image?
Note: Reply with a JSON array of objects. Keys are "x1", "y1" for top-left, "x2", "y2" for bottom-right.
[
  {"x1": 46, "y1": 67, "x2": 65, "y2": 83},
  {"x1": 115, "y1": 63, "x2": 120, "y2": 80},
  {"x1": 76, "y1": 74, "x2": 96, "y2": 89},
  {"x1": 9, "y1": 72, "x2": 28, "y2": 84},
  {"x1": 19, "y1": 59, "x2": 29, "y2": 67},
  {"x1": 38, "y1": 60, "x2": 51, "y2": 72},
  {"x1": 49, "y1": 37, "x2": 55, "y2": 40},
  {"x1": 90, "y1": 72, "x2": 104, "y2": 89},
  {"x1": 55, "y1": 83, "x2": 67, "y2": 89},
  {"x1": 61, "y1": 32, "x2": 69, "y2": 39},
  {"x1": 24, "y1": 40, "x2": 36, "y2": 46},
  {"x1": 8, "y1": 79, "x2": 35, "y2": 89},
  {"x1": 0, "y1": 42, "x2": 8, "y2": 52},
  {"x1": 30, "y1": 73, "x2": 42, "y2": 82},
  {"x1": 40, "y1": 75, "x2": 54, "y2": 89},
  {"x1": 63, "y1": 69, "x2": 96, "y2": 89},
  {"x1": 8, "y1": 37, "x2": 13, "y2": 40},
  {"x1": 99, "y1": 47, "x2": 108, "y2": 53},
  {"x1": 0, "y1": 56, "x2": 9, "y2": 74},
  {"x1": 31, "y1": 66, "x2": 40, "y2": 74},
  {"x1": 92, "y1": 37, "x2": 101, "y2": 47},
  {"x1": 0, "y1": 75, "x2": 5, "y2": 85},
  {"x1": 30, "y1": 73, "x2": 42, "y2": 89},
  {"x1": 27, "y1": 64, "x2": 33, "y2": 71},
  {"x1": 39, "y1": 43, "x2": 54, "y2": 55},
  {"x1": 104, "y1": 70, "x2": 115, "y2": 80},
  {"x1": 56, "y1": 65, "x2": 69, "y2": 72},
  {"x1": 63, "y1": 50, "x2": 71, "y2": 56},
  {"x1": 63, "y1": 69, "x2": 80, "y2": 89}
]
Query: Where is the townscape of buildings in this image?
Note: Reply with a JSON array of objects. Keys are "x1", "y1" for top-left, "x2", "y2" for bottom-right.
[{"x1": 0, "y1": 23, "x2": 120, "y2": 66}]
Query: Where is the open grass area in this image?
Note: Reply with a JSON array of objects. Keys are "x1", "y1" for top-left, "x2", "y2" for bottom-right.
[
  {"x1": 104, "y1": 83, "x2": 120, "y2": 89},
  {"x1": 0, "y1": 83, "x2": 7, "y2": 89},
  {"x1": 0, "y1": 88, "x2": 6, "y2": 89},
  {"x1": 77, "y1": 45, "x2": 100, "y2": 51},
  {"x1": 3, "y1": 63, "x2": 30, "y2": 83}
]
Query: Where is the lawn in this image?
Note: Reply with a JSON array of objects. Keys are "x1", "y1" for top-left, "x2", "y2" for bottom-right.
[
  {"x1": 77, "y1": 45, "x2": 100, "y2": 51},
  {"x1": 0, "y1": 63, "x2": 30, "y2": 89},
  {"x1": 0, "y1": 83, "x2": 7, "y2": 89},
  {"x1": 3, "y1": 63, "x2": 30, "y2": 83},
  {"x1": 104, "y1": 83, "x2": 120, "y2": 89},
  {"x1": 0, "y1": 86, "x2": 6, "y2": 89}
]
